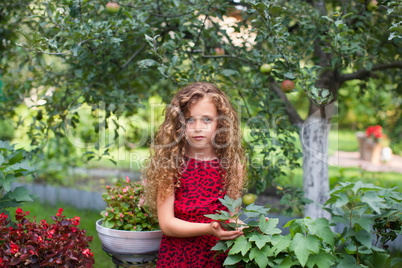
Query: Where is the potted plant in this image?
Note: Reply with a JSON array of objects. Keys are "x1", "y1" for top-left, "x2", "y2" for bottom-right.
[
  {"x1": 0, "y1": 207, "x2": 94, "y2": 267},
  {"x1": 356, "y1": 125, "x2": 390, "y2": 164},
  {"x1": 96, "y1": 176, "x2": 162, "y2": 261}
]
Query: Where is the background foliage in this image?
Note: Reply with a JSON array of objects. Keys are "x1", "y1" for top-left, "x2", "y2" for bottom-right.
[{"x1": 0, "y1": 0, "x2": 401, "y2": 209}]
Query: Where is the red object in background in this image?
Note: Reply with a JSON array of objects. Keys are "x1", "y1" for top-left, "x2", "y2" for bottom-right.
[
  {"x1": 366, "y1": 125, "x2": 383, "y2": 139},
  {"x1": 0, "y1": 208, "x2": 94, "y2": 267}
]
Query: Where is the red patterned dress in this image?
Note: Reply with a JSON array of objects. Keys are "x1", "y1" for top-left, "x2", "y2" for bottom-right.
[{"x1": 156, "y1": 155, "x2": 228, "y2": 268}]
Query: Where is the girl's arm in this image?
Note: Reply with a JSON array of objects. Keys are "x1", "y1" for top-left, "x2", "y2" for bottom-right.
[{"x1": 157, "y1": 193, "x2": 243, "y2": 240}]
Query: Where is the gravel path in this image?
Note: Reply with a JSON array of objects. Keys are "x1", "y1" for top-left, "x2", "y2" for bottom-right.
[{"x1": 328, "y1": 151, "x2": 402, "y2": 174}]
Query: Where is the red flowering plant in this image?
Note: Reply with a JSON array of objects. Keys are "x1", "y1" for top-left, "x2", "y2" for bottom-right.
[
  {"x1": 365, "y1": 125, "x2": 390, "y2": 146},
  {"x1": 0, "y1": 207, "x2": 94, "y2": 267},
  {"x1": 100, "y1": 176, "x2": 159, "y2": 231}
]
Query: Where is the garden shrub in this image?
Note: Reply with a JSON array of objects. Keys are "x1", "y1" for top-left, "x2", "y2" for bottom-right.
[
  {"x1": 207, "y1": 182, "x2": 402, "y2": 267},
  {"x1": 0, "y1": 140, "x2": 35, "y2": 215},
  {"x1": 0, "y1": 207, "x2": 94, "y2": 267}
]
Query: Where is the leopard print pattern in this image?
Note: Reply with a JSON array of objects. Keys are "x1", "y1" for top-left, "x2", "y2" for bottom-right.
[{"x1": 156, "y1": 156, "x2": 228, "y2": 267}]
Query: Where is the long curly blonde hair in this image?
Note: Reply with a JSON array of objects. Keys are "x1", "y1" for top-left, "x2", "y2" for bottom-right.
[{"x1": 141, "y1": 82, "x2": 247, "y2": 215}]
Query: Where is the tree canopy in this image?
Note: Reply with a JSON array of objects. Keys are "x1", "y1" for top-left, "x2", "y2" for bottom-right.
[{"x1": 1, "y1": 0, "x2": 401, "y2": 215}]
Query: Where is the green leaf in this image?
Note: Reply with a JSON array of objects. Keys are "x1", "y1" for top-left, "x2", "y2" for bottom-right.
[
  {"x1": 361, "y1": 191, "x2": 389, "y2": 214},
  {"x1": 233, "y1": 197, "x2": 242, "y2": 211},
  {"x1": 0, "y1": 141, "x2": 14, "y2": 151},
  {"x1": 305, "y1": 251, "x2": 335, "y2": 268},
  {"x1": 345, "y1": 243, "x2": 357, "y2": 254},
  {"x1": 249, "y1": 233, "x2": 271, "y2": 249},
  {"x1": 254, "y1": 246, "x2": 270, "y2": 268},
  {"x1": 144, "y1": 34, "x2": 155, "y2": 44},
  {"x1": 311, "y1": 86, "x2": 319, "y2": 97},
  {"x1": 283, "y1": 72, "x2": 296, "y2": 79},
  {"x1": 271, "y1": 234, "x2": 291, "y2": 256},
  {"x1": 335, "y1": 20, "x2": 344, "y2": 28},
  {"x1": 223, "y1": 254, "x2": 242, "y2": 266},
  {"x1": 351, "y1": 181, "x2": 379, "y2": 194},
  {"x1": 138, "y1": 59, "x2": 158, "y2": 69},
  {"x1": 367, "y1": 252, "x2": 390, "y2": 268},
  {"x1": 1, "y1": 174, "x2": 15, "y2": 191},
  {"x1": 6, "y1": 187, "x2": 33, "y2": 202},
  {"x1": 229, "y1": 236, "x2": 252, "y2": 256},
  {"x1": 0, "y1": 154, "x2": 5, "y2": 166},
  {"x1": 352, "y1": 216, "x2": 372, "y2": 233},
  {"x1": 283, "y1": 219, "x2": 296, "y2": 228},
  {"x1": 100, "y1": 211, "x2": 107, "y2": 218},
  {"x1": 105, "y1": 220, "x2": 115, "y2": 229},
  {"x1": 249, "y1": 247, "x2": 259, "y2": 260},
  {"x1": 313, "y1": 218, "x2": 334, "y2": 247},
  {"x1": 304, "y1": 218, "x2": 317, "y2": 234},
  {"x1": 244, "y1": 203, "x2": 270, "y2": 218},
  {"x1": 259, "y1": 216, "x2": 281, "y2": 235},
  {"x1": 71, "y1": 44, "x2": 79, "y2": 56},
  {"x1": 110, "y1": 37, "x2": 123, "y2": 43},
  {"x1": 8, "y1": 151, "x2": 23, "y2": 165},
  {"x1": 222, "y1": 69, "x2": 239, "y2": 77},
  {"x1": 218, "y1": 195, "x2": 241, "y2": 213},
  {"x1": 334, "y1": 192, "x2": 349, "y2": 208},
  {"x1": 211, "y1": 241, "x2": 228, "y2": 252},
  {"x1": 124, "y1": 224, "x2": 133, "y2": 230},
  {"x1": 337, "y1": 254, "x2": 360, "y2": 268},
  {"x1": 204, "y1": 212, "x2": 231, "y2": 221},
  {"x1": 290, "y1": 233, "x2": 319, "y2": 267},
  {"x1": 391, "y1": 257, "x2": 402, "y2": 268},
  {"x1": 278, "y1": 256, "x2": 298, "y2": 268},
  {"x1": 321, "y1": 16, "x2": 333, "y2": 22},
  {"x1": 355, "y1": 230, "x2": 372, "y2": 249}
]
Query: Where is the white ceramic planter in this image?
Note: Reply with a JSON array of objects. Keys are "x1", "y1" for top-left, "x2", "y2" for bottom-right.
[{"x1": 96, "y1": 219, "x2": 162, "y2": 256}]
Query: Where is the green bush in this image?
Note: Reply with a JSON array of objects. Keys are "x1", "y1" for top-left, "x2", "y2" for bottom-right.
[
  {"x1": 0, "y1": 140, "x2": 35, "y2": 216},
  {"x1": 0, "y1": 120, "x2": 14, "y2": 141},
  {"x1": 207, "y1": 182, "x2": 402, "y2": 267}
]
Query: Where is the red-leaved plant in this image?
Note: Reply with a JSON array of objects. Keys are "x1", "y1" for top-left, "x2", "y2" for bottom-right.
[{"x1": 0, "y1": 207, "x2": 94, "y2": 267}]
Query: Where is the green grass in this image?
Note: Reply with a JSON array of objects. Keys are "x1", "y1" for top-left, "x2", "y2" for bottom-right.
[
  {"x1": 273, "y1": 129, "x2": 401, "y2": 191},
  {"x1": 276, "y1": 165, "x2": 402, "y2": 191},
  {"x1": 10, "y1": 201, "x2": 114, "y2": 268}
]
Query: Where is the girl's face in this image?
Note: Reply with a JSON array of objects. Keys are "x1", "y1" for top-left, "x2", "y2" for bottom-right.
[{"x1": 185, "y1": 97, "x2": 218, "y2": 149}]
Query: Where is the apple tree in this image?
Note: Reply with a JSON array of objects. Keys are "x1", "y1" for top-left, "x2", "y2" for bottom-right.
[{"x1": 1, "y1": 0, "x2": 401, "y2": 218}]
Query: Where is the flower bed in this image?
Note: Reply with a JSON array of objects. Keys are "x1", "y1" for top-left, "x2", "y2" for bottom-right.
[{"x1": 0, "y1": 208, "x2": 94, "y2": 267}]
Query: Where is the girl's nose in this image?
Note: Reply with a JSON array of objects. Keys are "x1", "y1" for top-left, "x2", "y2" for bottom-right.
[{"x1": 195, "y1": 119, "x2": 203, "y2": 130}]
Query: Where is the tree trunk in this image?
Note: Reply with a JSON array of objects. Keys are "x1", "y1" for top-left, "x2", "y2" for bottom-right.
[{"x1": 300, "y1": 103, "x2": 335, "y2": 219}]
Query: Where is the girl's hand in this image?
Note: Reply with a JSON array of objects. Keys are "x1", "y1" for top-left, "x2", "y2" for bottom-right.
[{"x1": 210, "y1": 221, "x2": 243, "y2": 240}]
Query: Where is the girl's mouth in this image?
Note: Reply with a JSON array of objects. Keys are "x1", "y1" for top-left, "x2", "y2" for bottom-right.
[{"x1": 194, "y1": 136, "x2": 205, "y2": 140}]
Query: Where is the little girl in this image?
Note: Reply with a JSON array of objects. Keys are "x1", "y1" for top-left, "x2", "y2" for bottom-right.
[{"x1": 143, "y1": 82, "x2": 247, "y2": 267}]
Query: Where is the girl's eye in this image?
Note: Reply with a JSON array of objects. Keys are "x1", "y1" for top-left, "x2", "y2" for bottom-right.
[
  {"x1": 203, "y1": 117, "x2": 211, "y2": 123},
  {"x1": 186, "y1": 118, "x2": 194, "y2": 123}
]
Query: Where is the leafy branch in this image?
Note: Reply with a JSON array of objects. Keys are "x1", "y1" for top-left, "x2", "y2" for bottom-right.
[{"x1": 205, "y1": 181, "x2": 402, "y2": 267}]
